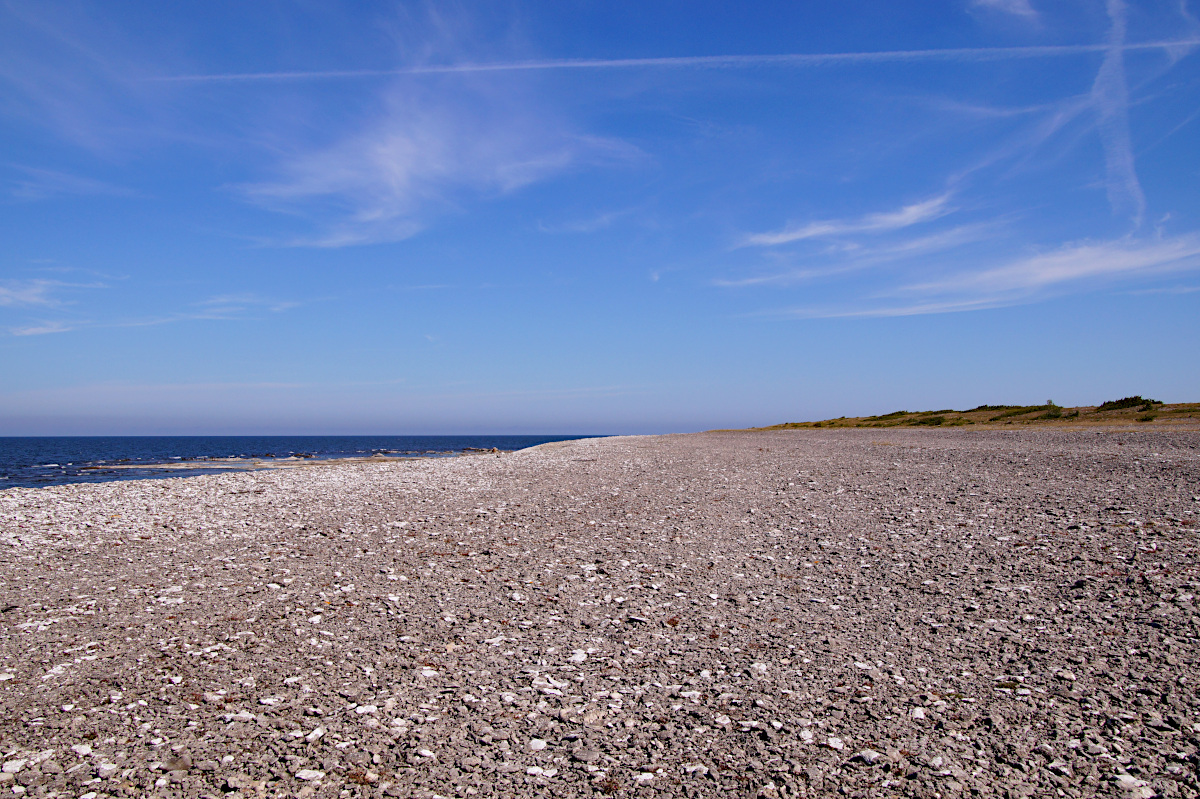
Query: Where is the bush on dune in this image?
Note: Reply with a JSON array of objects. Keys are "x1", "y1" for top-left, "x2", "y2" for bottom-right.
[{"x1": 1097, "y1": 396, "x2": 1161, "y2": 412}]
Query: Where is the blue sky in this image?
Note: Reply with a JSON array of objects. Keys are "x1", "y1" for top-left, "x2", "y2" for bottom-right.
[{"x1": 1, "y1": 0, "x2": 1198, "y2": 434}]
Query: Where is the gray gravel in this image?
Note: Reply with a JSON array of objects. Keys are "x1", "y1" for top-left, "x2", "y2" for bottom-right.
[{"x1": 1, "y1": 428, "x2": 1199, "y2": 799}]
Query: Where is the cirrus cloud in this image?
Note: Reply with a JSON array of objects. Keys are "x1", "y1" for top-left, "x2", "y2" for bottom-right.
[
  {"x1": 740, "y1": 193, "x2": 955, "y2": 248},
  {"x1": 901, "y1": 234, "x2": 1200, "y2": 296},
  {"x1": 763, "y1": 234, "x2": 1200, "y2": 319},
  {"x1": 241, "y1": 82, "x2": 640, "y2": 247},
  {"x1": 972, "y1": 0, "x2": 1038, "y2": 20}
]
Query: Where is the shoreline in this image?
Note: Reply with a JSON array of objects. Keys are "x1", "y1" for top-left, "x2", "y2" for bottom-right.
[
  {"x1": 0, "y1": 436, "x2": 593, "y2": 492},
  {"x1": 2, "y1": 428, "x2": 1198, "y2": 798}
]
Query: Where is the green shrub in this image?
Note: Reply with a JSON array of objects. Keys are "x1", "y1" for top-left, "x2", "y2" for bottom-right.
[
  {"x1": 1137, "y1": 413, "x2": 1156, "y2": 422},
  {"x1": 912, "y1": 416, "x2": 945, "y2": 426},
  {"x1": 1097, "y1": 396, "x2": 1161, "y2": 412}
]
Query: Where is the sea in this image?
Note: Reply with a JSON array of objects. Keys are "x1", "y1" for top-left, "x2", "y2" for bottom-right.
[{"x1": 0, "y1": 435, "x2": 593, "y2": 490}]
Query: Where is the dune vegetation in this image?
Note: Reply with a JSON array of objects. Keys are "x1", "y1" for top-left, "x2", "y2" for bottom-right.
[{"x1": 755, "y1": 396, "x2": 1200, "y2": 429}]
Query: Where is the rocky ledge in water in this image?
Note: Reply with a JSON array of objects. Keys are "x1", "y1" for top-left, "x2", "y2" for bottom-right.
[{"x1": 1, "y1": 428, "x2": 1198, "y2": 798}]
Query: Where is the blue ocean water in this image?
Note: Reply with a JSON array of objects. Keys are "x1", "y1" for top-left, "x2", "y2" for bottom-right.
[{"x1": 0, "y1": 435, "x2": 592, "y2": 490}]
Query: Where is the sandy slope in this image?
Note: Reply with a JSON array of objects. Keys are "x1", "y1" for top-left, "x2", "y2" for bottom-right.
[{"x1": 1, "y1": 428, "x2": 1198, "y2": 798}]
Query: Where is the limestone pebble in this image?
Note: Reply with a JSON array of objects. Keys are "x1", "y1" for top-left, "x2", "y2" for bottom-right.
[{"x1": 0, "y1": 427, "x2": 1198, "y2": 797}]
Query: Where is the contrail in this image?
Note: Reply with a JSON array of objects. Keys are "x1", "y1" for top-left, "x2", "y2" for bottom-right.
[
  {"x1": 1093, "y1": 0, "x2": 1147, "y2": 227},
  {"x1": 148, "y1": 40, "x2": 1200, "y2": 83}
]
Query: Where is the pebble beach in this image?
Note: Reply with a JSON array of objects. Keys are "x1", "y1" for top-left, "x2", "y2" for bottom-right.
[{"x1": 1, "y1": 428, "x2": 1198, "y2": 799}]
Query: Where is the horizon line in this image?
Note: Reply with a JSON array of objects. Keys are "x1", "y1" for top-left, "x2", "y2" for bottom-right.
[{"x1": 147, "y1": 40, "x2": 1200, "y2": 83}]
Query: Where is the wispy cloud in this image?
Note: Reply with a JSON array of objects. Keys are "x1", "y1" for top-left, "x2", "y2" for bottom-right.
[
  {"x1": 937, "y1": 6, "x2": 1195, "y2": 193},
  {"x1": 10, "y1": 321, "x2": 75, "y2": 336},
  {"x1": 2, "y1": 290, "x2": 299, "y2": 337},
  {"x1": 759, "y1": 235, "x2": 1200, "y2": 318},
  {"x1": 111, "y1": 294, "x2": 302, "y2": 327},
  {"x1": 741, "y1": 193, "x2": 954, "y2": 247},
  {"x1": 717, "y1": 223, "x2": 998, "y2": 287},
  {"x1": 242, "y1": 83, "x2": 638, "y2": 247},
  {"x1": 1, "y1": 277, "x2": 107, "y2": 337},
  {"x1": 0, "y1": 3, "x2": 169, "y2": 153},
  {"x1": 0, "y1": 278, "x2": 103, "y2": 307},
  {"x1": 147, "y1": 40, "x2": 1200, "y2": 83},
  {"x1": 902, "y1": 235, "x2": 1200, "y2": 296},
  {"x1": 192, "y1": 294, "x2": 300, "y2": 316},
  {"x1": 1140, "y1": 105, "x2": 1200, "y2": 155},
  {"x1": 1092, "y1": 0, "x2": 1146, "y2": 227},
  {"x1": 536, "y1": 208, "x2": 635, "y2": 234},
  {"x1": 1126, "y1": 284, "x2": 1200, "y2": 295},
  {"x1": 924, "y1": 97, "x2": 1056, "y2": 119},
  {"x1": 6, "y1": 165, "x2": 135, "y2": 200},
  {"x1": 971, "y1": 0, "x2": 1038, "y2": 20},
  {"x1": 946, "y1": 92, "x2": 1097, "y2": 185},
  {"x1": 768, "y1": 296, "x2": 1012, "y2": 319},
  {"x1": 0, "y1": 280, "x2": 59, "y2": 307}
]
